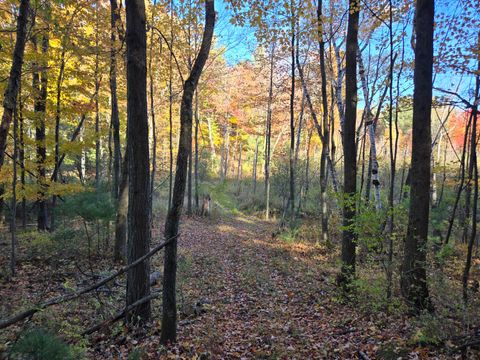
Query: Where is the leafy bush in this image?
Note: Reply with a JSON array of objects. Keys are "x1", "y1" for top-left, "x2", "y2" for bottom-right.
[{"x1": 10, "y1": 329, "x2": 77, "y2": 360}]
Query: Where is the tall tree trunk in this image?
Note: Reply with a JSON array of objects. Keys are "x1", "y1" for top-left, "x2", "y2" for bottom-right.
[
  {"x1": 400, "y1": 0, "x2": 434, "y2": 312},
  {"x1": 318, "y1": 0, "x2": 329, "y2": 244},
  {"x1": 125, "y1": 0, "x2": 151, "y2": 324},
  {"x1": 149, "y1": 3, "x2": 158, "y2": 221},
  {"x1": 168, "y1": 0, "x2": 174, "y2": 211},
  {"x1": 51, "y1": 46, "x2": 66, "y2": 232},
  {"x1": 288, "y1": 0, "x2": 296, "y2": 223},
  {"x1": 0, "y1": 0, "x2": 30, "y2": 171},
  {"x1": 194, "y1": 91, "x2": 199, "y2": 209},
  {"x1": 338, "y1": 0, "x2": 359, "y2": 288},
  {"x1": 357, "y1": 51, "x2": 384, "y2": 211},
  {"x1": 34, "y1": 33, "x2": 49, "y2": 232},
  {"x1": 161, "y1": 0, "x2": 215, "y2": 344},
  {"x1": 462, "y1": 46, "x2": 479, "y2": 304},
  {"x1": 19, "y1": 79, "x2": 26, "y2": 229},
  {"x1": 110, "y1": 0, "x2": 122, "y2": 200},
  {"x1": 264, "y1": 43, "x2": 275, "y2": 220},
  {"x1": 95, "y1": 1, "x2": 101, "y2": 190},
  {"x1": 10, "y1": 94, "x2": 18, "y2": 276}
]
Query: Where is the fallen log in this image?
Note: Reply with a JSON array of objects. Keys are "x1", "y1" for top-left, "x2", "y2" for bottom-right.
[
  {"x1": 83, "y1": 291, "x2": 162, "y2": 335},
  {"x1": 0, "y1": 234, "x2": 178, "y2": 330}
]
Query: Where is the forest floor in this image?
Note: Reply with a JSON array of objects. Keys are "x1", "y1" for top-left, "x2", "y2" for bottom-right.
[{"x1": 0, "y1": 210, "x2": 478, "y2": 359}]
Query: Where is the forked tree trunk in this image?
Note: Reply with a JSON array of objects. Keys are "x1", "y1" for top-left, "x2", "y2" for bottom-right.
[
  {"x1": 400, "y1": 0, "x2": 434, "y2": 312},
  {"x1": 161, "y1": 0, "x2": 215, "y2": 344}
]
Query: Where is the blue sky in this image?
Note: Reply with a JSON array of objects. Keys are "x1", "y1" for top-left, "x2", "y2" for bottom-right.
[{"x1": 214, "y1": 0, "x2": 257, "y2": 65}]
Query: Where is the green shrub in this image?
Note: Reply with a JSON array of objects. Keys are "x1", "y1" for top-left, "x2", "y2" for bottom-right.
[
  {"x1": 60, "y1": 191, "x2": 115, "y2": 223},
  {"x1": 10, "y1": 329, "x2": 77, "y2": 360},
  {"x1": 410, "y1": 313, "x2": 445, "y2": 346}
]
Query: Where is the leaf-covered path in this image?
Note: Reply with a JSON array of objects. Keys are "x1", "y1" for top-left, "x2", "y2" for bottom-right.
[{"x1": 110, "y1": 214, "x2": 435, "y2": 359}]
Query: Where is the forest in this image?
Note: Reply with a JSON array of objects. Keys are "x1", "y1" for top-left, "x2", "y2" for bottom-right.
[{"x1": 0, "y1": 0, "x2": 479, "y2": 358}]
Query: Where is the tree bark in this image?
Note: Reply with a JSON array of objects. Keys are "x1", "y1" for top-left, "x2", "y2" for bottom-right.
[
  {"x1": 114, "y1": 154, "x2": 128, "y2": 262},
  {"x1": 400, "y1": 0, "x2": 434, "y2": 312},
  {"x1": 339, "y1": 0, "x2": 359, "y2": 288},
  {"x1": 125, "y1": 0, "x2": 151, "y2": 324},
  {"x1": 161, "y1": 0, "x2": 215, "y2": 344}
]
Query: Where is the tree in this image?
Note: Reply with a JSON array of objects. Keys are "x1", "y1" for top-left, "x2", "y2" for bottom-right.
[
  {"x1": 110, "y1": 0, "x2": 122, "y2": 200},
  {"x1": 400, "y1": 0, "x2": 435, "y2": 313},
  {"x1": 125, "y1": 0, "x2": 151, "y2": 324},
  {"x1": 338, "y1": 0, "x2": 359, "y2": 289},
  {"x1": 0, "y1": 0, "x2": 30, "y2": 172},
  {"x1": 161, "y1": 0, "x2": 215, "y2": 344}
]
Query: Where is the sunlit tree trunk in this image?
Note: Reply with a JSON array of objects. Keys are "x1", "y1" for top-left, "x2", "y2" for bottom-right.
[{"x1": 161, "y1": 0, "x2": 215, "y2": 343}]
